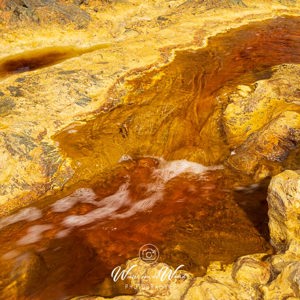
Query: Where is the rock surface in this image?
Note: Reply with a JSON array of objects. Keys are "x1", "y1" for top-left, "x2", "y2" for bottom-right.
[
  {"x1": 268, "y1": 170, "x2": 300, "y2": 253},
  {"x1": 224, "y1": 65, "x2": 300, "y2": 179}
]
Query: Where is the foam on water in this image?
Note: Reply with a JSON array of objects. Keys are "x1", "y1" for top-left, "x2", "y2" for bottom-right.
[
  {"x1": 235, "y1": 183, "x2": 260, "y2": 193},
  {"x1": 55, "y1": 228, "x2": 72, "y2": 239},
  {"x1": 51, "y1": 188, "x2": 98, "y2": 212},
  {"x1": 17, "y1": 224, "x2": 53, "y2": 245},
  {"x1": 62, "y1": 183, "x2": 130, "y2": 227},
  {"x1": 118, "y1": 154, "x2": 133, "y2": 162},
  {"x1": 61, "y1": 159, "x2": 222, "y2": 228},
  {"x1": 154, "y1": 159, "x2": 223, "y2": 182},
  {"x1": 0, "y1": 207, "x2": 42, "y2": 230},
  {"x1": 0, "y1": 159, "x2": 223, "y2": 237},
  {"x1": 113, "y1": 189, "x2": 163, "y2": 219}
]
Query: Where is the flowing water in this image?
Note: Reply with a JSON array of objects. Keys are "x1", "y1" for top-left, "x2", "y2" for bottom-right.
[
  {"x1": 1, "y1": 15, "x2": 300, "y2": 300},
  {"x1": 0, "y1": 158, "x2": 271, "y2": 299}
]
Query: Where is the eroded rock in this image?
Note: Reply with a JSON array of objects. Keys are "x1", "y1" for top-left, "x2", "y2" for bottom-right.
[
  {"x1": 224, "y1": 64, "x2": 300, "y2": 178},
  {"x1": 267, "y1": 170, "x2": 300, "y2": 253},
  {"x1": 0, "y1": 250, "x2": 48, "y2": 299},
  {"x1": 262, "y1": 262, "x2": 300, "y2": 300}
]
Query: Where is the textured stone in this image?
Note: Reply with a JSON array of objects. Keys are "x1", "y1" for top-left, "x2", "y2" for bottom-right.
[
  {"x1": 232, "y1": 256, "x2": 271, "y2": 286},
  {"x1": 184, "y1": 278, "x2": 238, "y2": 300},
  {"x1": 0, "y1": 0, "x2": 90, "y2": 27},
  {"x1": 224, "y1": 65, "x2": 300, "y2": 178},
  {"x1": 267, "y1": 170, "x2": 300, "y2": 252},
  {"x1": 262, "y1": 262, "x2": 300, "y2": 300}
]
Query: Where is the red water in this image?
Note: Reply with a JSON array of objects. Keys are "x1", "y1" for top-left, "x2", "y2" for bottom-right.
[{"x1": 0, "y1": 158, "x2": 271, "y2": 299}]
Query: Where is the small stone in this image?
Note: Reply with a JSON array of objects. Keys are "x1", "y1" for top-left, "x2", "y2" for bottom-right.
[
  {"x1": 157, "y1": 16, "x2": 168, "y2": 22},
  {"x1": 237, "y1": 85, "x2": 252, "y2": 93},
  {"x1": 232, "y1": 256, "x2": 271, "y2": 285},
  {"x1": 74, "y1": 0, "x2": 89, "y2": 5},
  {"x1": 185, "y1": 279, "x2": 238, "y2": 300},
  {"x1": 237, "y1": 85, "x2": 251, "y2": 97}
]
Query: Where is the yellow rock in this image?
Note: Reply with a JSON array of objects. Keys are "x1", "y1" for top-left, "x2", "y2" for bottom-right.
[
  {"x1": 232, "y1": 256, "x2": 271, "y2": 286},
  {"x1": 268, "y1": 170, "x2": 300, "y2": 252},
  {"x1": 262, "y1": 262, "x2": 300, "y2": 300}
]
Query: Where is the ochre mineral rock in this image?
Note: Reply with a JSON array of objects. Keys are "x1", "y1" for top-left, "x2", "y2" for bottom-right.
[{"x1": 224, "y1": 65, "x2": 300, "y2": 179}]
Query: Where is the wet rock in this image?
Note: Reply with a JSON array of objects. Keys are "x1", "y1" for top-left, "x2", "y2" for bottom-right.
[
  {"x1": 1, "y1": 251, "x2": 48, "y2": 299},
  {"x1": 224, "y1": 64, "x2": 300, "y2": 178},
  {"x1": 227, "y1": 111, "x2": 300, "y2": 178},
  {"x1": 269, "y1": 251, "x2": 300, "y2": 273},
  {"x1": 198, "y1": 260, "x2": 262, "y2": 300}
]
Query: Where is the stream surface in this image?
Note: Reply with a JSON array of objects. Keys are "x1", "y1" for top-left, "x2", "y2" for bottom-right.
[
  {"x1": 1, "y1": 15, "x2": 300, "y2": 300},
  {"x1": 0, "y1": 158, "x2": 271, "y2": 299}
]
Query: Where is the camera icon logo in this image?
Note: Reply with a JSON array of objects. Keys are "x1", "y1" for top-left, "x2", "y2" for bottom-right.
[{"x1": 139, "y1": 244, "x2": 159, "y2": 263}]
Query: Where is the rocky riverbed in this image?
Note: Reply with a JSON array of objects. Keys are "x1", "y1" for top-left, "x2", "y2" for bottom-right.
[{"x1": 0, "y1": 0, "x2": 300, "y2": 299}]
